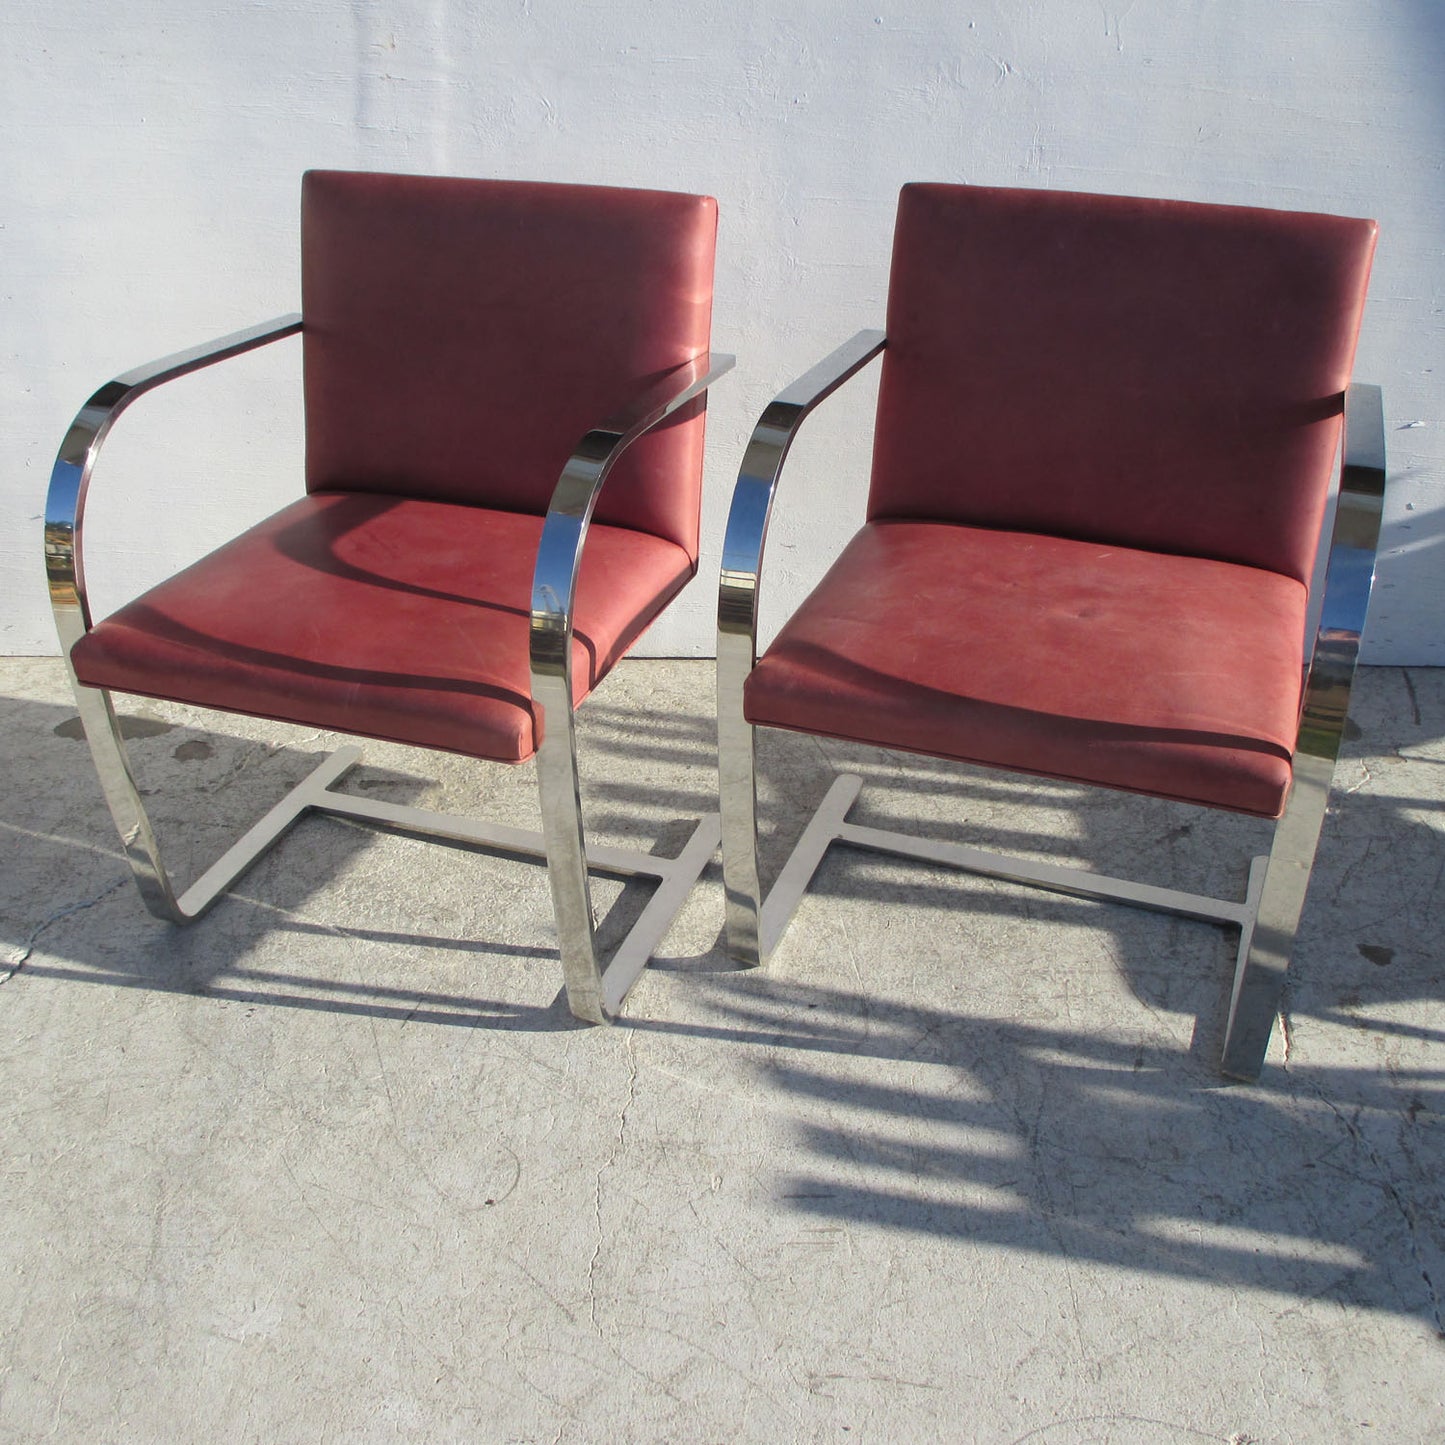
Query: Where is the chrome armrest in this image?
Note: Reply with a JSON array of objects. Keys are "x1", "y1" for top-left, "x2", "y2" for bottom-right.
[
  {"x1": 1295, "y1": 382, "x2": 1387, "y2": 767},
  {"x1": 44, "y1": 314, "x2": 304, "y2": 644},
  {"x1": 528, "y1": 350, "x2": 735, "y2": 692},
  {"x1": 716, "y1": 329, "x2": 886, "y2": 666}
]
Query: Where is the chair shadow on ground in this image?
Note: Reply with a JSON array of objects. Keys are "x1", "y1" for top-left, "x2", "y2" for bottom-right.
[
  {"x1": 0, "y1": 686, "x2": 725, "y2": 1032},
  {"x1": 718, "y1": 666, "x2": 1445, "y2": 1048},
  {"x1": 4, "y1": 669, "x2": 1442, "y2": 1332},
  {"x1": 639, "y1": 965, "x2": 1445, "y2": 1335},
  {"x1": 626, "y1": 665, "x2": 1445, "y2": 1335}
]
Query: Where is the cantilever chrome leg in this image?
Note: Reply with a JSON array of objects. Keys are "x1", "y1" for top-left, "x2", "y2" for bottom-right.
[
  {"x1": 1216, "y1": 380, "x2": 1388, "y2": 1077},
  {"x1": 69, "y1": 677, "x2": 185, "y2": 920},
  {"x1": 745, "y1": 765, "x2": 1298, "y2": 1075},
  {"x1": 67, "y1": 673, "x2": 362, "y2": 922},
  {"x1": 68, "y1": 664, "x2": 715, "y2": 1024},
  {"x1": 1219, "y1": 382, "x2": 1386, "y2": 1077},
  {"x1": 522, "y1": 352, "x2": 734, "y2": 1019},
  {"x1": 717, "y1": 648, "x2": 766, "y2": 968},
  {"x1": 534, "y1": 682, "x2": 722, "y2": 1021},
  {"x1": 714, "y1": 331, "x2": 888, "y2": 970},
  {"x1": 755, "y1": 769, "x2": 1267, "y2": 952},
  {"x1": 533, "y1": 680, "x2": 607, "y2": 1024},
  {"x1": 1220, "y1": 755, "x2": 1334, "y2": 1080}
]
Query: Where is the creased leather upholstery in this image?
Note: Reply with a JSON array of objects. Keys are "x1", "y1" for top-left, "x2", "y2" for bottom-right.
[
  {"x1": 302, "y1": 170, "x2": 717, "y2": 558},
  {"x1": 871, "y1": 184, "x2": 1376, "y2": 586},
  {"x1": 745, "y1": 520, "x2": 1308, "y2": 817},
  {"x1": 72, "y1": 172, "x2": 717, "y2": 764},
  {"x1": 72, "y1": 494, "x2": 693, "y2": 763},
  {"x1": 748, "y1": 184, "x2": 1375, "y2": 818}
]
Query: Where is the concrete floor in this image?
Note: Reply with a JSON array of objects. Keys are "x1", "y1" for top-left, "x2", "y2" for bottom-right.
[{"x1": 1, "y1": 656, "x2": 1442, "y2": 1443}]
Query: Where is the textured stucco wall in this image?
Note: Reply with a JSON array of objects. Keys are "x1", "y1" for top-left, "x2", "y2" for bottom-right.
[{"x1": 3, "y1": 1, "x2": 1440, "y2": 660}]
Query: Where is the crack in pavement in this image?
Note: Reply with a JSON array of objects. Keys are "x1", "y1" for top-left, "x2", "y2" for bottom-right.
[
  {"x1": 1306, "y1": 1078, "x2": 1445, "y2": 1338},
  {"x1": 2, "y1": 876, "x2": 130, "y2": 983},
  {"x1": 585, "y1": 1032, "x2": 639, "y2": 1335}
]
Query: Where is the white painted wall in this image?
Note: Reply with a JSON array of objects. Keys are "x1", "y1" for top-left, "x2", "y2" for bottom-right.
[{"x1": 4, "y1": 1, "x2": 1441, "y2": 661}]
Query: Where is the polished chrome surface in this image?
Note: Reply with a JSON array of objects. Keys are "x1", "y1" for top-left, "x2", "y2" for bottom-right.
[
  {"x1": 757, "y1": 770, "x2": 1271, "y2": 973},
  {"x1": 67, "y1": 681, "x2": 193, "y2": 922},
  {"x1": 45, "y1": 315, "x2": 304, "y2": 634},
  {"x1": 1221, "y1": 381, "x2": 1387, "y2": 1079},
  {"x1": 53, "y1": 704, "x2": 720, "y2": 978},
  {"x1": 274, "y1": 780, "x2": 719, "y2": 1020},
  {"x1": 530, "y1": 349, "x2": 733, "y2": 1021},
  {"x1": 44, "y1": 316, "x2": 304, "y2": 922},
  {"x1": 841, "y1": 811, "x2": 1259, "y2": 927},
  {"x1": 60, "y1": 689, "x2": 357, "y2": 926},
  {"x1": 48, "y1": 327, "x2": 727, "y2": 1025},
  {"x1": 529, "y1": 348, "x2": 736, "y2": 674},
  {"x1": 716, "y1": 330, "x2": 886, "y2": 966},
  {"x1": 758, "y1": 774, "x2": 864, "y2": 958},
  {"x1": 597, "y1": 813, "x2": 722, "y2": 1015}
]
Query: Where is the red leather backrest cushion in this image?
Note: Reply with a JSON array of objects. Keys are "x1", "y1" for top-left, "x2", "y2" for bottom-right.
[
  {"x1": 869, "y1": 184, "x2": 1376, "y2": 583},
  {"x1": 301, "y1": 171, "x2": 717, "y2": 557}
]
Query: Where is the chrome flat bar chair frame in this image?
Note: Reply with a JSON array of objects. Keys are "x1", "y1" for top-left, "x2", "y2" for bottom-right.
[
  {"x1": 716, "y1": 329, "x2": 1385, "y2": 1080},
  {"x1": 46, "y1": 315, "x2": 734, "y2": 1024}
]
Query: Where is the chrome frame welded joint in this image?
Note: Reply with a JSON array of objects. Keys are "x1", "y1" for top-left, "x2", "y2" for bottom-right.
[
  {"x1": 716, "y1": 332, "x2": 1385, "y2": 1082},
  {"x1": 46, "y1": 316, "x2": 734, "y2": 1025}
]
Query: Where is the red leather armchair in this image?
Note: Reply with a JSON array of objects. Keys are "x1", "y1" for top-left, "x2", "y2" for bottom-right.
[
  {"x1": 718, "y1": 183, "x2": 1381, "y2": 1080},
  {"x1": 45, "y1": 171, "x2": 731, "y2": 1023}
]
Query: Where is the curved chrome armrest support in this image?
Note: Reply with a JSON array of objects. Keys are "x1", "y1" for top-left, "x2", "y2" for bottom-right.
[
  {"x1": 44, "y1": 313, "x2": 304, "y2": 645},
  {"x1": 1296, "y1": 382, "x2": 1386, "y2": 768},
  {"x1": 1219, "y1": 382, "x2": 1386, "y2": 1078},
  {"x1": 527, "y1": 349, "x2": 735, "y2": 694},
  {"x1": 526, "y1": 348, "x2": 732, "y2": 1020},
  {"x1": 716, "y1": 329, "x2": 886, "y2": 665},
  {"x1": 715, "y1": 328, "x2": 885, "y2": 968}
]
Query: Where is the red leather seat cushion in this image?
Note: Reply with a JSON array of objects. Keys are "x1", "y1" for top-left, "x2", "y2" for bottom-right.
[
  {"x1": 70, "y1": 493, "x2": 693, "y2": 764},
  {"x1": 744, "y1": 520, "x2": 1308, "y2": 817}
]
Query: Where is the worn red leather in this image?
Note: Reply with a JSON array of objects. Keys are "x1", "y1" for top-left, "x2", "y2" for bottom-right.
[
  {"x1": 749, "y1": 185, "x2": 1376, "y2": 817},
  {"x1": 745, "y1": 520, "x2": 1309, "y2": 817},
  {"x1": 302, "y1": 170, "x2": 717, "y2": 559},
  {"x1": 72, "y1": 494, "x2": 693, "y2": 763},
  {"x1": 870, "y1": 184, "x2": 1377, "y2": 586},
  {"x1": 73, "y1": 172, "x2": 717, "y2": 763}
]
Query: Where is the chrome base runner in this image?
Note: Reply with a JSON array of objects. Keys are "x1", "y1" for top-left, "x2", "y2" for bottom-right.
[
  {"x1": 315, "y1": 776, "x2": 721, "y2": 1019},
  {"x1": 754, "y1": 772, "x2": 1272, "y2": 1064},
  {"x1": 70, "y1": 679, "x2": 717, "y2": 1023}
]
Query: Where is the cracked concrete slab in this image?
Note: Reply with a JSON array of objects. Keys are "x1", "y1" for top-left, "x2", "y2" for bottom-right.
[{"x1": 1, "y1": 657, "x2": 1441, "y2": 1442}]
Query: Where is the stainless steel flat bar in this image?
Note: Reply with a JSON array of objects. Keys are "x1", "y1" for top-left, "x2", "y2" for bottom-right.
[
  {"x1": 175, "y1": 746, "x2": 364, "y2": 917},
  {"x1": 716, "y1": 332, "x2": 886, "y2": 970},
  {"x1": 601, "y1": 813, "x2": 722, "y2": 1015},
  {"x1": 834, "y1": 819, "x2": 1255, "y2": 927},
  {"x1": 310, "y1": 789, "x2": 673, "y2": 880},
  {"x1": 758, "y1": 774, "x2": 864, "y2": 958},
  {"x1": 314, "y1": 782, "x2": 717, "y2": 1016},
  {"x1": 1231, "y1": 855, "x2": 1270, "y2": 976},
  {"x1": 314, "y1": 790, "x2": 551, "y2": 858}
]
